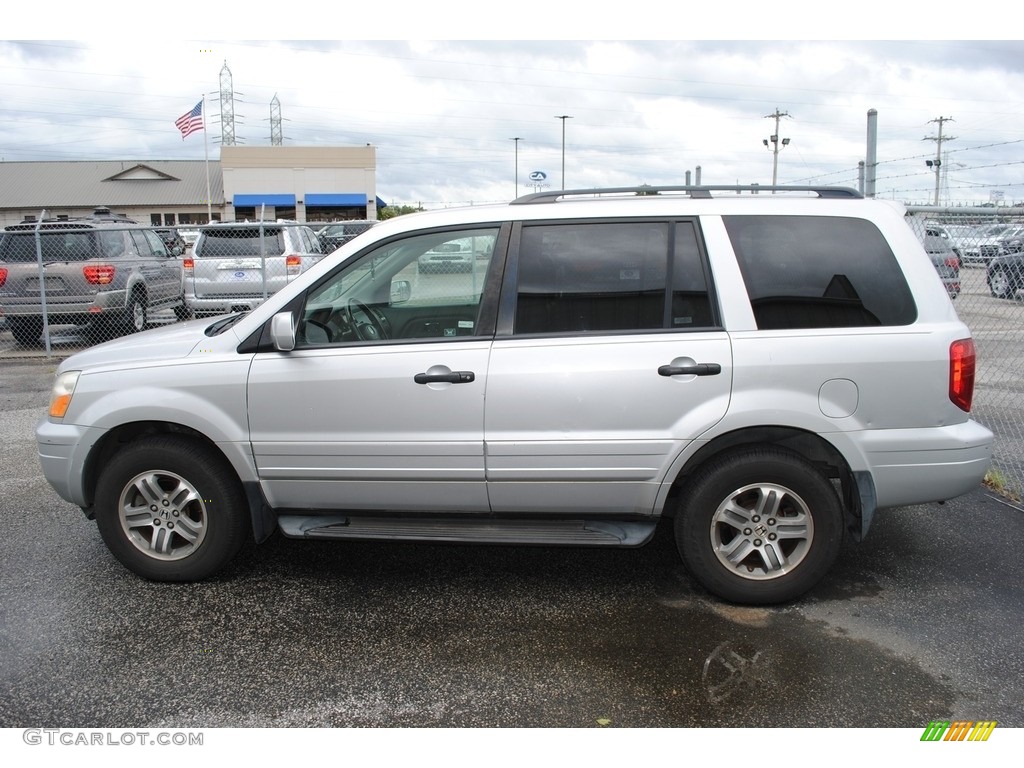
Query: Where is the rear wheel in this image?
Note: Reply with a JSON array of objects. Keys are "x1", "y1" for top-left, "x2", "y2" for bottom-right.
[
  {"x1": 8, "y1": 316, "x2": 43, "y2": 347},
  {"x1": 676, "y1": 447, "x2": 844, "y2": 604},
  {"x1": 124, "y1": 292, "x2": 147, "y2": 334},
  {"x1": 94, "y1": 435, "x2": 249, "y2": 581}
]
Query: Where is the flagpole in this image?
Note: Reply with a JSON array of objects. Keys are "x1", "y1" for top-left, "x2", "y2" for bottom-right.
[{"x1": 203, "y1": 95, "x2": 212, "y2": 223}]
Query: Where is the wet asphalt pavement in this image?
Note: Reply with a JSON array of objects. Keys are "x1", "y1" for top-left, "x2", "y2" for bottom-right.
[{"x1": 0, "y1": 360, "x2": 1022, "y2": 728}]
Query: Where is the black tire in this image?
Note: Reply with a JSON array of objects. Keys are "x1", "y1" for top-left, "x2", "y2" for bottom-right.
[
  {"x1": 94, "y1": 435, "x2": 249, "y2": 581},
  {"x1": 123, "y1": 291, "x2": 148, "y2": 334},
  {"x1": 988, "y1": 268, "x2": 1012, "y2": 299},
  {"x1": 9, "y1": 316, "x2": 43, "y2": 347},
  {"x1": 675, "y1": 447, "x2": 844, "y2": 605},
  {"x1": 173, "y1": 300, "x2": 194, "y2": 322}
]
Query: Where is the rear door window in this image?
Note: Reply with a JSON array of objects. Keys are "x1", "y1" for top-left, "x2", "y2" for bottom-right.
[{"x1": 512, "y1": 220, "x2": 716, "y2": 334}]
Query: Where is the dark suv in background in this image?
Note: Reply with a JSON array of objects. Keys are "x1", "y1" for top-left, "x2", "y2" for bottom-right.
[
  {"x1": 0, "y1": 208, "x2": 184, "y2": 346},
  {"x1": 317, "y1": 220, "x2": 377, "y2": 253}
]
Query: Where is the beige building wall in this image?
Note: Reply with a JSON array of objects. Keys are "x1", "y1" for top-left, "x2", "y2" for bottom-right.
[{"x1": 220, "y1": 146, "x2": 378, "y2": 222}]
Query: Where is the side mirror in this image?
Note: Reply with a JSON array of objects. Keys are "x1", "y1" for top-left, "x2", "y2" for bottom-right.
[
  {"x1": 270, "y1": 311, "x2": 296, "y2": 351},
  {"x1": 391, "y1": 279, "x2": 412, "y2": 304}
]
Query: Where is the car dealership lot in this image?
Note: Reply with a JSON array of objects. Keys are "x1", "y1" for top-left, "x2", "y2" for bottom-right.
[{"x1": 0, "y1": 361, "x2": 1021, "y2": 728}]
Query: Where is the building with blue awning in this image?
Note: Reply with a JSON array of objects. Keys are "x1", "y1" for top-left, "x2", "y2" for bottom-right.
[{"x1": 0, "y1": 145, "x2": 386, "y2": 228}]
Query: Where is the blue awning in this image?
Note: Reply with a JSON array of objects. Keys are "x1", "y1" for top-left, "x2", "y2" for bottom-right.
[
  {"x1": 306, "y1": 193, "x2": 367, "y2": 206},
  {"x1": 233, "y1": 194, "x2": 296, "y2": 207}
]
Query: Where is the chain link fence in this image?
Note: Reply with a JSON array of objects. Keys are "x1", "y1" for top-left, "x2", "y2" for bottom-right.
[
  {"x1": 3, "y1": 205, "x2": 1022, "y2": 501},
  {"x1": 906, "y1": 206, "x2": 1024, "y2": 503}
]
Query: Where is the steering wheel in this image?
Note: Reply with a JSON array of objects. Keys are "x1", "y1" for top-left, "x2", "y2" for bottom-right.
[{"x1": 344, "y1": 298, "x2": 388, "y2": 341}]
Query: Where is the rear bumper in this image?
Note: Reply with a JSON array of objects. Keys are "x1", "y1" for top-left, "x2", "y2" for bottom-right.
[{"x1": 859, "y1": 419, "x2": 994, "y2": 508}]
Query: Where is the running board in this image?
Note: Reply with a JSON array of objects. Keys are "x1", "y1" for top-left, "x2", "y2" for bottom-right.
[{"x1": 277, "y1": 515, "x2": 657, "y2": 547}]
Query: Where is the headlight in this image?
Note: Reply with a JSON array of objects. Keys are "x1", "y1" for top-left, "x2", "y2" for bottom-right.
[{"x1": 48, "y1": 371, "x2": 81, "y2": 419}]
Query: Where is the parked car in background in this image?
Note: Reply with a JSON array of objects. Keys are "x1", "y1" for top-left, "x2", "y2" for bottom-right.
[
  {"x1": 155, "y1": 227, "x2": 186, "y2": 256},
  {"x1": 179, "y1": 229, "x2": 200, "y2": 249},
  {"x1": 922, "y1": 233, "x2": 961, "y2": 299},
  {"x1": 0, "y1": 207, "x2": 185, "y2": 346},
  {"x1": 987, "y1": 249, "x2": 1024, "y2": 299},
  {"x1": 184, "y1": 221, "x2": 325, "y2": 317},
  {"x1": 317, "y1": 220, "x2": 378, "y2": 253},
  {"x1": 961, "y1": 223, "x2": 1013, "y2": 267},
  {"x1": 416, "y1": 237, "x2": 477, "y2": 273},
  {"x1": 993, "y1": 225, "x2": 1024, "y2": 256},
  {"x1": 905, "y1": 218, "x2": 961, "y2": 298}
]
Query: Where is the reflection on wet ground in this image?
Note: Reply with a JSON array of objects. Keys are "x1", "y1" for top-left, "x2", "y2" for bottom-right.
[{"x1": 0, "y1": 516, "x2": 958, "y2": 728}]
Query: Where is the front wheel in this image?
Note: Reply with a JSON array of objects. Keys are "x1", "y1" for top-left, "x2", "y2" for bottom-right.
[
  {"x1": 94, "y1": 435, "x2": 249, "y2": 581},
  {"x1": 675, "y1": 447, "x2": 844, "y2": 605},
  {"x1": 988, "y1": 268, "x2": 1017, "y2": 299}
]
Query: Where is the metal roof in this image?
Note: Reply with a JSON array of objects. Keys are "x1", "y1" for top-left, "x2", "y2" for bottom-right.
[{"x1": 0, "y1": 160, "x2": 224, "y2": 209}]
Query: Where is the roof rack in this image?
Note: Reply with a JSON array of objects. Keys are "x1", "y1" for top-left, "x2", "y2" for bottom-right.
[{"x1": 510, "y1": 185, "x2": 863, "y2": 205}]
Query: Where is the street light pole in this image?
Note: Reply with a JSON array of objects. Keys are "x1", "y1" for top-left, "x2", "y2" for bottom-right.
[
  {"x1": 509, "y1": 137, "x2": 523, "y2": 199},
  {"x1": 924, "y1": 116, "x2": 955, "y2": 206},
  {"x1": 762, "y1": 108, "x2": 791, "y2": 191},
  {"x1": 555, "y1": 115, "x2": 573, "y2": 190}
]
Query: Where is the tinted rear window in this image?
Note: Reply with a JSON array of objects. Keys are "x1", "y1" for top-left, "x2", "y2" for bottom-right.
[
  {"x1": 0, "y1": 230, "x2": 102, "y2": 263},
  {"x1": 724, "y1": 215, "x2": 917, "y2": 329},
  {"x1": 196, "y1": 229, "x2": 285, "y2": 257}
]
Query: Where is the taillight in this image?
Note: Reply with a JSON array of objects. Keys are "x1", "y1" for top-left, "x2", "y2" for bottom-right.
[
  {"x1": 0, "y1": 267, "x2": 7, "y2": 287},
  {"x1": 183, "y1": 257, "x2": 194, "y2": 272},
  {"x1": 949, "y1": 339, "x2": 976, "y2": 412},
  {"x1": 286, "y1": 254, "x2": 302, "y2": 275},
  {"x1": 83, "y1": 265, "x2": 115, "y2": 284},
  {"x1": 944, "y1": 256, "x2": 960, "y2": 270}
]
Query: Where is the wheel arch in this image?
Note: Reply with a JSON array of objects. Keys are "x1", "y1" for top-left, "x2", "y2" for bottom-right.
[
  {"x1": 662, "y1": 425, "x2": 869, "y2": 541},
  {"x1": 81, "y1": 420, "x2": 275, "y2": 543}
]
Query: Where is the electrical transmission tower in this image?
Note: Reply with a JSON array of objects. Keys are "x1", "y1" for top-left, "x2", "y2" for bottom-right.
[
  {"x1": 270, "y1": 94, "x2": 283, "y2": 146},
  {"x1": 219, "y1": 61, "x2": 239, "y2": 146}
]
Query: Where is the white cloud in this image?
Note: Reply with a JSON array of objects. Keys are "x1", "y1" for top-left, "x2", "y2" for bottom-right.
[{"x1": 0, "y1": 36, "x2": 1022, "y2": 207}]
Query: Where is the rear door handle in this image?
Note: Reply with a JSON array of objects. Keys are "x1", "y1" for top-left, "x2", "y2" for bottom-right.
[
  {"x1": 414, "y1": 370, "x2": 476, "y2": 384},
  {"x1": 658, "y1": 363, "x2": 722, "y2": 377}
]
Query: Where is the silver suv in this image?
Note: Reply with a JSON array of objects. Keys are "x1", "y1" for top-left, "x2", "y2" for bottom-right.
[
  {"x1": 0, "y1": 208, "x2": 184, "y2": 346},
  {"x1": 36, "y1": 187, "x2": 994, "y2": 604},
  {"x1": 185, "y1": 221, "x2": 324, "y2": 317}
]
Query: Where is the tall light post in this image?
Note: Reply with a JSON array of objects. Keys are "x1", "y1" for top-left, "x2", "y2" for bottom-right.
[
  {"x1": 509, "y1": 137, "x2": 523, "y2": 199},
  {"x1": 924, "y1": 116, "x2": 955, "y2": 206},
  {"x1": 763, "y1": 108, "x2": 791, "y2": 190},
  {"x1": 555, "y1": 115, "x2": 573, "y2": 189}
]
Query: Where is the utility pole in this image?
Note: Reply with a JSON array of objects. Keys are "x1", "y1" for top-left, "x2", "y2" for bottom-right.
[
  {"x1": 555, "y1": 115, "x2": 573, "y2": 190},
  {"x1": 509, "y1": 137, "x2": 523, "y2": 198},
  {"x1": 924, "y1": 116, "x2": 955, "y2": 206},
  {"x1": 762, "y1": 108, "x2": 791, "y2": 190}
]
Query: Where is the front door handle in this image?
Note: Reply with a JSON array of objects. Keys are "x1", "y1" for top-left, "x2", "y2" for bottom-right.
[
  {"x1": 658, "y1": 363, "x2": 722, "y2": 377},
  {"x1": 414, "y1": 370, "x2": 476, "y2": 384}
]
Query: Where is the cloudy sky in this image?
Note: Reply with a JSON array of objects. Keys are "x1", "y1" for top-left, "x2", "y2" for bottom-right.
[{"x1": 2, "y1": 8, "x2": 1023, "y2": 209}]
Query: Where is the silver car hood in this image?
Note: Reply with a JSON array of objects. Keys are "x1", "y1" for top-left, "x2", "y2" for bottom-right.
[{"x1": 58, "y1": 319, "x2": 222, "y2": 372}]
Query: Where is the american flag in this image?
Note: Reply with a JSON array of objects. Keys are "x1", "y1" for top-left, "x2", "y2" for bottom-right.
[{"x1": 175, "y1": 100, "x2": 204, "y2": 139}]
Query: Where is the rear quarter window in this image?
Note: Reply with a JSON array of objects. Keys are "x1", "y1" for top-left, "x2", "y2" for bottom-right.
[{"x1": 724, "y1": 215, "x2": 917, "y2": 329}]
